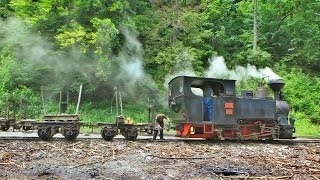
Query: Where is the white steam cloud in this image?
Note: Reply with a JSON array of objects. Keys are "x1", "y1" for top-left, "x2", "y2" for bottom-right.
[
  {"x1": 110, "y1": 29, "x2": 160, "y2": 104},
  {"x1": 0, "y1": 17, "x2": 162, "y2": 105},
  {"x1": 0, "y1": 17, "x2": 95, "y2": 90},
  {"x1": 205, "y1": 56, "x2": 281, "y2": 82},
  {"x1": 166, "y1": 55, "x2": 282, "y2": 85},
  {"x1": 164, "y1": 51, "x2": 197, "y2": 86},
  {"x1": 1, "y1": 17, "x2": 283, "y2": 107}
]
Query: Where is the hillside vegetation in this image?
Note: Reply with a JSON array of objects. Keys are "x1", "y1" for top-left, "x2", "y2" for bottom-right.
[{"x1": 0, "y1": 0, "x2": 319, "y2": 135}]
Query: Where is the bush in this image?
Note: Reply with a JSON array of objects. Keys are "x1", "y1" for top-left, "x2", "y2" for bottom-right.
[{"x1": 280, "y1": 68, "x2": 320, "y2": 124}]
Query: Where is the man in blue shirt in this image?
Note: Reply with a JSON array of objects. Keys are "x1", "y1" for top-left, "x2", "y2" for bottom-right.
[{"x1": 203, "y1": 86, "x2": 213, "y2": 121}]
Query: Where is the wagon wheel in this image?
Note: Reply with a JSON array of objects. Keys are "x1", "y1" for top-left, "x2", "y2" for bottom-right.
[
  {"x1": 38, "y1": 128, "x2": 53, "y2": 141},
  {"x1": 1, "y1": 122, "x2": 10, "y2": 131},
  {"x1": 22, "y1": 126, "x2": 32, "y2": 131},
  {"x1": 146, "y1": 129, "x2": 153, "y2": 135},
  {"x1": 125, "y1": 129, "x2": 138, "y2": 141},
  {"x1": 101, "y1": 128, "x2": 115, "y2": 141},
  {"x1": 63, "y1": 128, "x2": 79, "y2": 141}
]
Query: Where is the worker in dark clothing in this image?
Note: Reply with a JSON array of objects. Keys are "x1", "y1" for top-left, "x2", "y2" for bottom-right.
[{"x1": 153, "y1": 114, "x2": 167, "y2": 140}]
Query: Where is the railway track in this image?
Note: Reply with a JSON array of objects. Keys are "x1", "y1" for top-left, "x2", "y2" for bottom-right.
[
  {"x1": 0, "y1": 133, "x2": 319, "y2": 143},
  {"x1": 276, "y1": 138, "x2": 320, "y2": 144}
]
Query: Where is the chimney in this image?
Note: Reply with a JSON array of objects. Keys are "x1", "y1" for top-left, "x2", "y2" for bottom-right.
[{"x1": 268, "y1": 79, "x2": 285, "y2": 100}]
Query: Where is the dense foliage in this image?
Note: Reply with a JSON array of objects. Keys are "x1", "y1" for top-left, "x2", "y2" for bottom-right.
[{"x1": 0, "y1": 0, "x2": 319, "y2": 130}]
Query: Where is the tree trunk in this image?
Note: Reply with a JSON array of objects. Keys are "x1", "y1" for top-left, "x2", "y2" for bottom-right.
[{"x1": 253, "y1": 0, "x2": 258, "y2": 51}]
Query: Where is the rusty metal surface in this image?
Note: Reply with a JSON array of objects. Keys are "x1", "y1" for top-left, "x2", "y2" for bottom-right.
[
  {"x1": 43, "y1": 114, "x2": 80, "y2": 121},
  {"x1": 30, "y1": 121, "x2": 85, "y2": 127}
]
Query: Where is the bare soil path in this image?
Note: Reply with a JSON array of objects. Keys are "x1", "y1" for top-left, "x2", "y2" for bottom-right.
[{"x1": 0, "y1": 138, "x2": 319, "y2": 179}]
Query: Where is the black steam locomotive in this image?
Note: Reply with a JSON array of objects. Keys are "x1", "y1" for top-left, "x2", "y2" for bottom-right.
[{"x1": 168, "y1": 76, "x2": 295, "y2": 140}]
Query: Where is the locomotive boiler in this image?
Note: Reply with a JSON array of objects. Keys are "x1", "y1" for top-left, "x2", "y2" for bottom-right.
[{"x1": 168, "y1": 76, "x2": 295, "y2": 140}]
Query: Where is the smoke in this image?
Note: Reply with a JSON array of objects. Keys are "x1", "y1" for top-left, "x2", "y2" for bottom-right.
[
  {"x1": 110, "y1": 29, "x2": 160, "y2": 104},
  {"x1": 0, "y1": 17, "x2": 283, "y2": 108},
  {"x1": 205, "y1": 56, "x2": 281, "y2": 82},
  {"x1": 164, "y1": 54, "x2": 282, "y2": 90},
  {"x1": 0, "y1": 17, "x2": 95, "y2": 91},
  {"x1": 164, "y1": 51, "x2": 197, "y2": 86},
  {"x1": 115, "y1": 28, "x2": 145, "y2": 86},
  {"x1": 0, "y1": 17, "x2": 163, "y2": 106},
  {"x1": 163, "y1": 55, "x2": 282, "y2": 97}
]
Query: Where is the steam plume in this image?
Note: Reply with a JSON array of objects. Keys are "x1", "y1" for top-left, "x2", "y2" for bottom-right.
[
  {"x1": 164, "y1": 54, "x2": 281, "y2": 85},
  {"x1": 109, "y1": 29, "x2": 160, "y2": 104},
  {"x1": 0, "y1": 17, "x2": 161, "y2": 105},
  {"x1": 205, "y1": 56, "x2": 281, "y2": 81},
  {"x1": 164, "y1": 51, "x2": 196, "y2": 86},
  {"x1": 0, "y1": 17, "x2": 94, "y2": 91}
]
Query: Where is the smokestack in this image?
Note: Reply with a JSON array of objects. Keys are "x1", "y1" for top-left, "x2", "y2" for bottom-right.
[{"x1": 268, "y1": 79, "x2": 285, "y2": 100}]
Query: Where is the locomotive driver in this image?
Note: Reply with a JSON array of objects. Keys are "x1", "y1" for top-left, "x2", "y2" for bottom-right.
[
  {"x1": 203, "y1": 85, "x2": 213, "y2": 121},
  {"x1": 152, "y1": 114, "x2": 168, "y2": 140}
]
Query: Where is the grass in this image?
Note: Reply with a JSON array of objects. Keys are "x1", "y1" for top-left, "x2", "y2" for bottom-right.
[
  {"x1": 293, "y1": 112, "x2": 320, "y2": 137},
  {"x1": 80, "y1": 126, "x2": 101, "y2": 134}
]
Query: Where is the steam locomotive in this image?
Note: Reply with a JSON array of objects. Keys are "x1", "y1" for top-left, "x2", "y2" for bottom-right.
[{"x1": 168, "y1": 76, "x2": 295, "y2": 140}]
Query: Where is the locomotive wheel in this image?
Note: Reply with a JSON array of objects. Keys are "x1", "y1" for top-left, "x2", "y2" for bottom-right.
[
  {"x1": 101, "y1": 128, "x2": 115, "y2": 141},
  {"x1": 38, "y1": 128, "x2": 53, "y2": 141},
  {"x1": 63, "y1": 129, "x2": 79, "y2": 141},
  {"x1": 1, "y1": 122, "x2": 10, "y2": 131},
  {"x1": 125, "y1": 129, "x2": 138, "y2": 141},
  {"x1": 22, "y1": 126, "x2": 32, "y2": 131}
]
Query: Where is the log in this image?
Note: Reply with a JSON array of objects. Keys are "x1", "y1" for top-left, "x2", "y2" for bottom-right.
[{"x1": 147, "y1": 154, "x2": 215, "y2": 160}]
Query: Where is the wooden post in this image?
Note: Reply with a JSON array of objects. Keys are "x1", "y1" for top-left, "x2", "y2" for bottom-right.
[{"x1": 75, "y1": 85, "x2": 82, "y2": 114}]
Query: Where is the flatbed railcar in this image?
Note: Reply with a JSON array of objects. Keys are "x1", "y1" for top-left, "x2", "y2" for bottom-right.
[
  {"x1": 0, "y1": 85, "x2": 154, "y2": 141},
  {"x1": 97, "y1": 86, "x2": 154, "y2": 141},
  {"x1": 97, "y1": 116, "x2": 154, "y2": 141}
]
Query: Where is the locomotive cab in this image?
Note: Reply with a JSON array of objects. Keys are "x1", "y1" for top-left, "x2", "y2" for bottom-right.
[
  {"x1": 169, "y1": 76, "x2": 236, "y2": 124},
  {"x1": 169, "y1": 76, "x2": 237, "y2": 139}
]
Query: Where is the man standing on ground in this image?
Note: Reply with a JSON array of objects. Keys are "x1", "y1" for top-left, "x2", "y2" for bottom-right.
[{"x1": 153, "y1": 114, "x2": 167, "y2": 140}]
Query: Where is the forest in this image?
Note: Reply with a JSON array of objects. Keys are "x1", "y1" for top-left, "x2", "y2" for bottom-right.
[{"x1": 0, "y1": 0, "x2": 319, "y2": 135}]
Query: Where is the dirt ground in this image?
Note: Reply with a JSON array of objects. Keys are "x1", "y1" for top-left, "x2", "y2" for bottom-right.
[{"x1": 0, "y1": 137, "x2": 319, "y2": 180}]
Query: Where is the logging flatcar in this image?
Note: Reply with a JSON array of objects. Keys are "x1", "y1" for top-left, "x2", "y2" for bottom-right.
[{"x1": 168, "y1": 76, "x2": 295, "y2": 140}]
